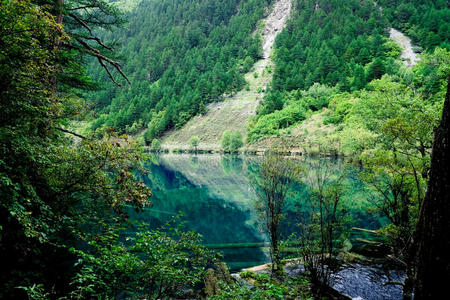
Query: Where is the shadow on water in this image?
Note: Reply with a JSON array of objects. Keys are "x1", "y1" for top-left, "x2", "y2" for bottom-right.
[{"x1": 128, "y1": 154, "x2": 387, "y2": 271}]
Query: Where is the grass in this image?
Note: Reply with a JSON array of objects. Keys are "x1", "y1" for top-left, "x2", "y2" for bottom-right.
[{"x1": 161, "y1": 58, "x2": 274, "y2": 151}]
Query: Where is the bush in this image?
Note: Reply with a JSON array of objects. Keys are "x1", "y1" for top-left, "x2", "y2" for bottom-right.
[
  {"x1": 221, "y1": 130, "x2": 243, "y2": 152},
  {"x1": 412, "y1": 46, "x2": 423, "y2": 53},
  {"x1": 242, "y1": 56, "x2": 254, "y2": 73},
  {"x1": 229, "y1": 131, "x2": 243, "y2": 152},
  {"x1": 323, "y1": 93, "x2": 354, "y2": 125},
  {"x1": 301, "y1": 83, "x2": 337, "y2": 111},
  {"x1": 221, "y1": 130, "x2": 232, "y2": 151},
  {"x1": 69, "y1": 220, "x2": 216, "y2": 299},
  {"x1": 144, "y1": 110, "x2": 169, "y2": 145},
  {"x1": 247, "y1": 104, "x2": 307, "y2": 143},
  {"x1": 151, "y1": 138, "x2": 162, "y2": 151},
  {"x1": 188, "y1": 136, "x2": 200, "y2": 151}
]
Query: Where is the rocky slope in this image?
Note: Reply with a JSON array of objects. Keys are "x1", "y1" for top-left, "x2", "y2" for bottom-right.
[{"x1": 389, "y1": 28, "x2": 420, "y2": 67}]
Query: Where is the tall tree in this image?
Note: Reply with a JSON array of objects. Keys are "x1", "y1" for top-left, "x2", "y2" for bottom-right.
[
  {"x1": 253, "y1": 147, "x2": 302, "y2": 278},
  {"x1": 414, "y1": 75, "x2": 450, "y2": 298},
  {"x1": 0, "y1": 1, "x2": 150, "y2": 297}
]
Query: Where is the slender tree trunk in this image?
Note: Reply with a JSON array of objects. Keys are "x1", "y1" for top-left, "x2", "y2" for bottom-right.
[
  {"x1": 271, "y1": 224, "x2": 281, "y2": 276},
  {"x1": 57, "y1": 0, "x2": 64, "y2": 25},
  {"x1": 413, "y1": 76, "x2": 450, "y2": 298},
  {"x1": 52, "y1": 0, "x2": 64, "y2": 95}
]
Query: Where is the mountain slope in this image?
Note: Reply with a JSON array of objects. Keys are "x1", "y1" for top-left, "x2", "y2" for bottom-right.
[
  {"x1": 161, "y1": 0, "x2": 292, "y2": 150},
  {"x1": 86, "y1": 0, "x2": 273, "y2": 142}
]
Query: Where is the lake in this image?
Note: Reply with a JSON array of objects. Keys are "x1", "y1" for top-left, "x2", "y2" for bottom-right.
[{"x1": 129, "y1": 154, "x2": 386, "y2": 271}]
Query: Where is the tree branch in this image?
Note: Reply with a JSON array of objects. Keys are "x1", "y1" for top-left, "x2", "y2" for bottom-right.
[
  {"x1": 74, "y1": 38, "x2": 131, "y2": 85},
  {"x1": 56, "y1": 127, "x2": 86, "y2": 139},
  {"x1": 69, "y1": 13, "x2": 93, "y2": 35}
]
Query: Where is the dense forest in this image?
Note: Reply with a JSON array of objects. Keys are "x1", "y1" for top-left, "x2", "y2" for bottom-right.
[
  {"x1": 379, "y1": 0, "x2": 450, "y2": 50},
  {"x1": 247, "y1": 0, "x2": 449, "y2": 143},
  {"x1": 87, "y1": 0, "x2": 272, "y2": 143},
  {"x1": 1, "y1": 0, "x2": 449, "y2": 298}
]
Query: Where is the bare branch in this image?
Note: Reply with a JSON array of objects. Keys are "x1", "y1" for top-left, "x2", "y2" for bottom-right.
[
  {"x1": 56, "y1": 127, "x2": 86, "y2": 139},
  {"x1": 74, "y1": 38, "x2": 131, "y2": 85},
  {"x1": 97, "y1": 57, "x2": 123, "y2": 87},
  {"x1": 84, "y1": 36, "x2": 114, "y2": 51},
  {"x1": 69, "y1": 13, "x2": 93, "y2": 35}
]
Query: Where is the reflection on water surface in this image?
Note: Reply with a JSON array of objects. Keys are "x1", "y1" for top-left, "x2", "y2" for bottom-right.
[{"x1": 129, "y1": 154, "x2": 385, "y2": 270}]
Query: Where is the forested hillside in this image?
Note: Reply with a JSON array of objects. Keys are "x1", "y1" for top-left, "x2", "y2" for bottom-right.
[
  {"x1": 378, "y1": 0, "x2": 450, "y2": 50},
  {"x1": 88, "y1": 0, "x2": 273, "y2": 143},
  {"x1": 2, "y1": 0, "x2": 450, "y2": 298},
  {"x1": 247, "y1": 0, "x2": 398, "y2": 142},
  {"x1": 247, "y1": 0, "x2": 449, "y2": 144},
  {"x1": 85, "y1": 0, "x2": 450, "y2": 148}
]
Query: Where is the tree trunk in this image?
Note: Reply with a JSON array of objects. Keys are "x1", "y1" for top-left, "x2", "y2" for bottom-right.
[
  {"x1": 413, "y1": 76, "x2": 450, "y2": 298},
  {"x1": 57, "y1": 0, "x2": 64, "y2": 25}
]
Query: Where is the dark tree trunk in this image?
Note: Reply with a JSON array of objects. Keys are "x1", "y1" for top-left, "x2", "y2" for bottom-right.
[{"x1": 414, "y1": 76, "x2": 450, "y2": 298}]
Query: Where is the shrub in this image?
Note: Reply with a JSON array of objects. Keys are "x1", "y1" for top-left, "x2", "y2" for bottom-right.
[
  {"x1": 188, "y1": 136, "x2": 200, "y2": 151},
  {"x1": 69, "y1": 220, "x2": 216, "y2": 299},
  {"x1": 221, "y1": 130, "x2": 232, "y2": 151},
  {"x1": 229, "y1": 131, "x2": 243, "y2": 152},
  {"x1": 221, "y1": 130, "x2": 243, "y2": 152},
  {"x1": 247, "y1": 104, "x2": 307, "y2": 143},
  {"x1": 301, "y1": 83, "x2": 337, "y2": 111},
  {"x1": 151, "y1": 138, "x2": 162, "y2": 151}
]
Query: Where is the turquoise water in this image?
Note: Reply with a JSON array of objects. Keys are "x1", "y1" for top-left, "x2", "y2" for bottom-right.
[{"x1": 129, "y1": 154, "x2": 385, "y2": 270}]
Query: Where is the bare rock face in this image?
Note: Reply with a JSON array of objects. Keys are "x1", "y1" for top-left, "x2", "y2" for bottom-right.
[
  {"x1": 389, "y1": 28, "x2": 420, "y2": 67},
  {"x1": 262, "y1": 0, "x2": 292, "y2": 59}
]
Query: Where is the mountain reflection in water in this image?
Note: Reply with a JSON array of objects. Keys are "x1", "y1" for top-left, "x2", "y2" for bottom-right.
[{"x1": 128, "y1": 154, "x2": 386, "y2": 271}]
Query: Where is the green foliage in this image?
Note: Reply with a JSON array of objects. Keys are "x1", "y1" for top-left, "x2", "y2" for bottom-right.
[
  {"x1": 17, "y1": 284, "x2": 50, "y2": 300},
  {"x1": 294, "y1": 159, "x2": 351, "y2": 289},
  {"x1": 252, "y1": 148, "x2": 303, "y2": 277},
  {"x1": 378, "y1": 0, "x2": 450, "y2": 50},
  {"x1": 247, "y1": 103, "x2": 307, "y2": 143},
  {"x1": 384, "y1": 39, "x2": 403, "y2": 58},
  {"x1": 349, "y1": 76, "x2": 441, "y2": 253},
  {"x1": 320, "y1": 50, "x2": 450, "y2": 293},
  {"x1": 151, "y1": 138, "x2": 162, "y2": 151},
  {"x1": 323, "y1": 93, "x2": 354, "y2": 125},
  {"x1": 70, "y1": 219, "x2": 216, "y2": 299},
  {"x1": 88, "y1": 0, "x2": 274, "y2": 136},
  {"x1": 144, "y1": 109, "x2": 169, "y2": 144},
  {"x1": 412, "y1": 47, "x2": 450, "y2": 99},
  {"x1": 300, "y1": 83, "x2": 338, "y2": 111},
  {"x1": 230, "y1": 131, "x2": 244, "y2": 152},
  {"x1": 242, "y1": 56, "x2": 255, "y2": 73},
  {"x1": 221, "y1": 130, "x2": 232, "y2": 150},
  {"x1": 248, "y1": 0, "x2": 436, "y2": 143},
  {"x1": 258, "y1": 90, "x2": 284, "y2": 115},
  {"x1": 211, "y1": 275, "x2": 312, "y2": 299},
  {"x1": 125, "y1": 121, "x2": 143, "y2": 135},
  {"x1": 189, "y1": 136, "x2": 200, "y2": 151},
  {"x1": 271, "y1": 0, "x2": 391, "y2": 93},
  {"x1": 0, "y1": 1, "x2": 151, "y2": 297},
  {"x1": 240, "y1": 270, "x2": 256, "y2": 279},
  {"x1": 221, "y1": 130, "x2": 244, "y2": 152}
]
